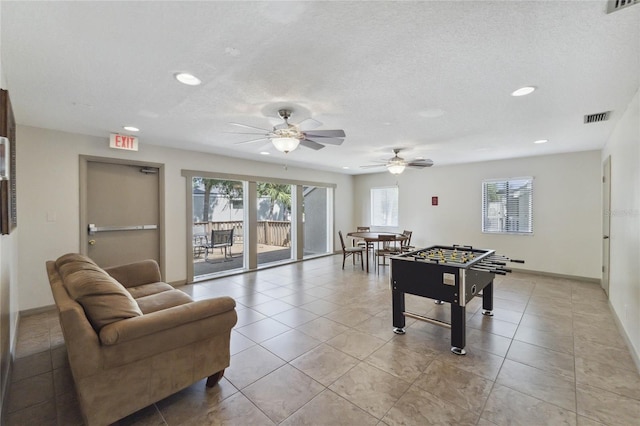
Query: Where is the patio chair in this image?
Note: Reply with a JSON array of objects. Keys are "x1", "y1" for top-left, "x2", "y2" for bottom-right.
[
  {"x1": 338, "y1": 230, "x2": 365, "y2": 270},
  {"x1": 193, "y1": 224, "x2": 208, "y2": 258},
  {"x1": 204, "y1": 229, "x2": 234, "y2": 261}
]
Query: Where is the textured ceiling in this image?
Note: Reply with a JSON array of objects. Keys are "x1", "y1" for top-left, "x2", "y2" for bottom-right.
[{"x1": 2, "y1": 1, "x2": 639, "y2": 174}]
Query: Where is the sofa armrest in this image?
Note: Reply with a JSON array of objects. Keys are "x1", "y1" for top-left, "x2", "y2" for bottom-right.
[
  {"x1": 104, "y1": 259, "x2": 162, "y2": 288},
  {"x1": 99, "y1": 296, "x2": 236, "y2": 345}
]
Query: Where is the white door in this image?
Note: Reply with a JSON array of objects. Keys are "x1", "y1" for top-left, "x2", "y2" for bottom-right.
[
  {"x1": 83, "y1": 160, "x2": 161, "y2": 269},
  {"x1": 602, "y1": 156, "x2": 611, "y2": 296}
]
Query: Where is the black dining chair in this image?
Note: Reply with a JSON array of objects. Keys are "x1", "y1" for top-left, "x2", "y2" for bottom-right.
[{"x1": 339, "y1": 230, "x2": 365, "y2": 270}]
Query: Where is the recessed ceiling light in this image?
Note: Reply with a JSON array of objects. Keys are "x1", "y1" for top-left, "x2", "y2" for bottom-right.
[
  {"x1": 534, "y1": 139, "x2": 548, "y2": 144},
  {"x1": 511, "y1": 86, "x2": 536, "y2": 97},
  {"x1": 123, "y1": 126, "x2": 139, "y2": 132},
  {"x1": 174, "y1": 72, "x2": 201, "y2": 86},
  {"x1": 342, "y1": 166, "x2": 350, "y2": 169},
  {"x1": 260, "y1": 151, "x2": 270, "y2": 155}
]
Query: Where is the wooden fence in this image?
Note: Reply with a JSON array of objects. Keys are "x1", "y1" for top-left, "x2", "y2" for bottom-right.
[{"x1": 194, "y1": 220, "x2": 291, "y2": 247}]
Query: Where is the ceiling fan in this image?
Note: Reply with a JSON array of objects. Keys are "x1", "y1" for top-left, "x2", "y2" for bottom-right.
[
  {"x1": 361, "y1": 149, "x2": 434, "y2": 174},
  {"x1": 229, "y1": 109, "x2": 346, "y2": 153}
]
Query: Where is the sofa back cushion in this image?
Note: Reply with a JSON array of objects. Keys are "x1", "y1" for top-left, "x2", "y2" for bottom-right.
[{"x1": 56, "y1": 253, "x2": 143, "y2": 331}]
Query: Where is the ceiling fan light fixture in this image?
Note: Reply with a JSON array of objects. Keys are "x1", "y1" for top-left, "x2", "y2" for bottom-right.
[
  {"x1": 174, "y1": 72, "x2": 201, "y2": 86},
  {"x1": 511, "y1": 86, "x2": 536, "y2": 97},
  {"x1": 272, "y1": 137, "x2": 300, "y2": 153},
  {"x1": 387, "y1": 163, "x2": 406, "y2": 174}
]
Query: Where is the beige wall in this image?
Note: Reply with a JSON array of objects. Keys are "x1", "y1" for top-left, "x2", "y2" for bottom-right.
[
  {"x1": 353, "y1": 150, "x2": 603, "y2": 279},
  {"x1": 602, "y1": 89, "x2": 640, "y2": 364},
  {"x1": 16, "y1": 125, "x2": 354, "y2": 311}
]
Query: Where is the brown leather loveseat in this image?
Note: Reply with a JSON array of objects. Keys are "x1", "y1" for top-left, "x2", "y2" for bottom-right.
[{"x1": 46, "y1": 253, "x2": 237, "y2": 425}]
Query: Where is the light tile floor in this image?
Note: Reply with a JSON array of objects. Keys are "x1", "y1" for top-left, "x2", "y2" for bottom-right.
[{"x1": 7, "y1": 255, "x2": 640, "y2": 425}]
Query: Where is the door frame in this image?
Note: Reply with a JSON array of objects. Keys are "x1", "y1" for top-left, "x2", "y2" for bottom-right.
[
  {"x1": 182, "y1": 169, "x2": 336, "y2": 283},
  {"x1": 79, "y1": 155, "x2": 166, "y2": 278},
  {"x1": 602, "y1": 155, "x2": 611, "y2": 296}
]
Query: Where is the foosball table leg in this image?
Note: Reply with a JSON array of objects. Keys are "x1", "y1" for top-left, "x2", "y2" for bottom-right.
[
  {"x1": 482, "y1": 281, "x2": 494, "y2": 312},
  {"x1": 451, "y1": 347, "x2": 467, "y2": 356},
  {"x1": 392, "y1": 287, "x2": 406, "y2": 333},
  {"x1": 450, "y1": 303, "x2": 466, "y2": 355}
]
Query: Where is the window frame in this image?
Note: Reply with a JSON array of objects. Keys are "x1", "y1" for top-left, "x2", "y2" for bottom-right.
[{"x1": 481, "y1": 176, "x2": 533, "y2": 235}]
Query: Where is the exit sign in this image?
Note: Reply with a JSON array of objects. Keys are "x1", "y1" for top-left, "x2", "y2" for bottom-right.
[{"x1": 109, "y1": 134, "x2": 139, "y2": 151}]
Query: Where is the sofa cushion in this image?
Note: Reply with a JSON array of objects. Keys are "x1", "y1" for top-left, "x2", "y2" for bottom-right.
[
  {"x1": 59, "y1": 259, "x2": 143, "y2": 331},
  {"x1": 56, "y1": 253, "x2": 97, "y2": 269},
  {"x1": 135, "y1": 289, "x2": 193, "y2": 314},
  {"x1": 104, "y1": 259, "x2": 162, "y2": 288},
  {"x1": 127, "y1": 282, "x2": 174, "y2": 299}
]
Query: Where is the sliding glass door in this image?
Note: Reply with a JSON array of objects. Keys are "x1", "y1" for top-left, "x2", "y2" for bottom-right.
[
  {"x1": 303, "y1": 186, "x2": 331, "y2": 258},
  {"x1": 192, "y1": 177, "x2": 244, "y2": 279},
  {"x1": 184, "y1": 169, "x2": 335, "y2": 282},
  {"x1": 256, "y1": 182, "x2": 292, "y2": 267}
]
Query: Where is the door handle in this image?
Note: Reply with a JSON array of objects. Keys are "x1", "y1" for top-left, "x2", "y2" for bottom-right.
[
  {"x1": 88, "y1": 224, "x2": 158, "y2": 233},
  {"x1": 603, "y1": 235, "x2": 609, "y2": 239},
  {"x1": 88, "y1": 239, "x2": 96, "y2": 245}
]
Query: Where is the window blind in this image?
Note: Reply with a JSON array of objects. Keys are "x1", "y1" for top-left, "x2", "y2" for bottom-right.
[
  {"x1": 482, "y1": 177, "x2": 533, "y2": 234},
  {"x1": 371, "y1": 187, "x2": 399, "y2": 227}
]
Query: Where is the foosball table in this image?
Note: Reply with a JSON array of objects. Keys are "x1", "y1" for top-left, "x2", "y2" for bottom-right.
[{"x1": 390, "y1": 245, "x2": 524, "y2": 355}]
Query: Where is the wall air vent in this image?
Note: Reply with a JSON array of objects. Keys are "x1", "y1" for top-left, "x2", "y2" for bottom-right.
[
  {"x1": 607, "y1": 0, "x2": 639, "y2": 14},
  {"x1": 584, "y1": 111, "x2": 611, "y2": 124}
]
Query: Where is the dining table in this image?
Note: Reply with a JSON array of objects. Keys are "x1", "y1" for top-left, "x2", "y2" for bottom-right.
[{"x1": 347, "y1": 231, "x2": 408, "y2": 273}]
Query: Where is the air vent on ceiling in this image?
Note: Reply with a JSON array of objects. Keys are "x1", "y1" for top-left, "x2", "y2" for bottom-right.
[
  {"x1": 607, "y1": 0, "x2": 639, "y2": 14},
  {"x1": 584, "y1": 111, "x2": 611, "y2": 124}
]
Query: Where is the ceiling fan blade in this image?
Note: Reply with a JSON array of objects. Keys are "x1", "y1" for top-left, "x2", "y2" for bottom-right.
[
  {"x1": 229, "y1": 122, "x2": 273, "y2": 132},
  {"x1": 234, "y1": 137, "x2": 270, "y2": 145},
  {"x1": 407, "y1": 159, "x2": 434, "y2": 168},
  {"x1": 299, "y1": 139, "x2": 325, "y2": 150},
  {"x1": 303, "y1": 129, "x2": 346, "y2": 138},
  {"x1": 296, "y1": 117, "x2": 323, "y2": 130},
  {"x1": 304, "y1": 137, "x2": 344, "y2": 146},
  {"x1": 224, "y1": 131, "x2": 270, "y2": 136}
]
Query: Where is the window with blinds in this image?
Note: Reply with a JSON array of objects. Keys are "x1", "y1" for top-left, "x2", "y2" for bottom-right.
[
  {"x1": 371, "y1": 186, "x2": 399, "y2": 227},
  {"x1": 482, "y1": 177, "x2": 533, "y2": 234}
]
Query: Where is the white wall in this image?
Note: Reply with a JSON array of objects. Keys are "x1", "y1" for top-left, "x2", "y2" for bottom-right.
[
  {"x1": 601, "y1": 89, "x2": 640, "y2": 360},
  {"x1": 354, "y1": 150, "x2": 602, "y2": 279},
  {"x1": 0, "y1": 0, "x2": 22, "y2": 412},
  {"x1": 16, "y1": 125, "x2": 354, "y2": 311}
]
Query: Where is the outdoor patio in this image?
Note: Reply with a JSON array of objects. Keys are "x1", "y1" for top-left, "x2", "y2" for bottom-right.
[{"x1": 193, "y1": 243, "x2": 292, "y2": 276}]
